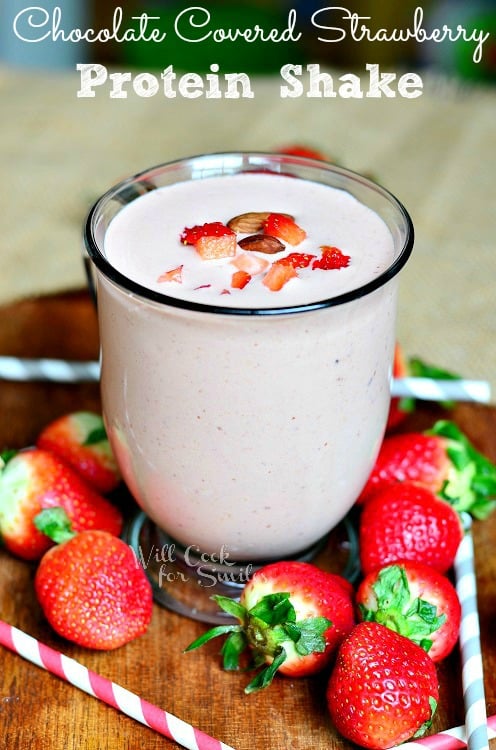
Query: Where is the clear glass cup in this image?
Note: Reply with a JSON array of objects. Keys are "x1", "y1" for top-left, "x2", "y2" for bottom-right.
[{"x1": 84, "y1": 152, "x2": 413, "y2": 622}]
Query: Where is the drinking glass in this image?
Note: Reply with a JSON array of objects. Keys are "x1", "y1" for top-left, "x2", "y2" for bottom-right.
[{"x1": 84, "y1": 152, "x2": 413, "y2": 622}]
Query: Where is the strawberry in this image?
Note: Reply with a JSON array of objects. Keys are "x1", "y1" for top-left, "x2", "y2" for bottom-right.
[
  {"x1": 327, "y1": 621, "x2": 439, "y2": 750},
  {"x1": 263, "y1": 213, "x2": 307, "y2": 246},
  {"x1": 185, "y1": 561, "x2": 355, "y2": 692},
  {"x1": 386, "y1": 345, "x2": 462, "y2": 433},
  {"x1": 34, "y1": 508, "x2": 152, "y2": 650},
  {"x1": 0, "y1": 448, "x2": 123, "y2": 561},
  {"x1": 180, "y1": 222, "x2": 236, "y2": 260},
  {"x1": 262, "y1": 262, "x2": 297, "y2": 291},
  {"x1": 386, "y1": 343, "x2": 414, "y2": 431},
  {"x1": 231, "y1": 252, "x2": 269, "y2": 275},
  {"x1": 359, "y1": 482, "x2": 464, "y2": 575},
  {"x1": 358, "y1": 420, "x2": 496, "y2": 519},
  {"x1": 231, "y1": 269, "x2": 252, "y2": 289},
  {"x1": 275, "y1": 252, "x2": 316, "y2": 269},
  {"x1": 36, "y1": 411, "x2": 121, "y2": 494},
  {"x1": 157, "y1": 265, "x2": 183, "y2": 283},
  {"x1": 356, "y1": 561, "x2": 461, "y2": 662},
  {"x1": 276, "y1": 144, "x2": 331, "y2": 161},
  {"x1": 312, "y1": 246, "x2": 350, "y2": 270}
]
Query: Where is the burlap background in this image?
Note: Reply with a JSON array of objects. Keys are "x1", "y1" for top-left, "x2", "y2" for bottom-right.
[{"x1": 1, "y1": 64, "x2": 495, "y2": 395}]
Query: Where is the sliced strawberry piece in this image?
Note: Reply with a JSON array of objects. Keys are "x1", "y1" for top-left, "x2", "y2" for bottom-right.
[
  {"x1": 231, "y1": 253, "x2": 270, "y2": 275},
  {"x1": 195, "y1": 234, "x2": 237, "y2": 260},
  {"x1": 312, "y1": 246, "x2": 350, "y2": 270},
  {"x1": 180, "y1": 222, "x2": 234, "y2": 245},
  {"x1": 263, "y1": 213, "x2": 307, "y2": 246},
  {"x1": 231, "y1": 270, "x2": 252, "y2": 289},
  {"x1": 262, "y1": 262, "x2": 297, "y2": 291},
  {"x1": 276, "y1": 252, "x2": 316, "y2": 269},
  {"x1": 157, "y1": 265, "x2": 183, "y2": 283}
]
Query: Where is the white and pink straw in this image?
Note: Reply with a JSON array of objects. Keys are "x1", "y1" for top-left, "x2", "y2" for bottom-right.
[{"x1": 0, "y1": 619, "x2": 235, "y2": 750}]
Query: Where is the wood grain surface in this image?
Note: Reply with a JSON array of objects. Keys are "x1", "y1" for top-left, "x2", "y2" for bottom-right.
[{"x1": 0, "y1": 291, "x2": 495, "y2": 750}]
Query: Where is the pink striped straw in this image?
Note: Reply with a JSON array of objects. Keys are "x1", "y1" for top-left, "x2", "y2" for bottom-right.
[
  {"x1": 0, "y1": 619, "x2": 235, "y2": 750},
  {"x1": 399, "y1": 715, "x2": 496, "y2": 750}
]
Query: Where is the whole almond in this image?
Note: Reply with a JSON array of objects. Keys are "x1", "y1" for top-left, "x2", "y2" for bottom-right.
[
  {"x1": 227, "y1": 212, "x2": 294, "y2": 233},
  {"x1": 238, "y1": 234, "x2": 285, "y2": 254}
]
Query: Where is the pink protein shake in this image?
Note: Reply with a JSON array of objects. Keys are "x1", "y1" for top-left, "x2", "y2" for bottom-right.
[{"x1": 85, "y1": 154, "x2": 413, "y2": 561}]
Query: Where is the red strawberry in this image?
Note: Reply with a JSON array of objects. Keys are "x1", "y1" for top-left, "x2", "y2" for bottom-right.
[
  {"x1": 185, "y1": 561, "x2": 355, "y2": 692},
  {"x1": 327, "y1": 621, "x2": 439, "y2": 749},
  {"x1": 275, "y1": 252, "x2": 316, "y2": 269},
  {"x1": 386, "y1": 343, "x2": 414, "y2": 431},
  {"x1": 180, "y1": 222, "x2": 236, "y2": 260},
  {"x1": 0, "y1": 448, "x2": 123, "y2": 561},
  {"x1": 356, "y1": 561, "x2": 461, "y2": 662},
  {"x1": 231, "y1": 269, "x2": 252, "y2": 289},
  {"x1": 312, "y1": 245, "x2": 350, "y2": 270},
  {"x1": 36, "y1": 411, "x2": 120, "y2": 494},
  {"x1": 359, "y1": 483, "x2": 464, "y2": 575},
  {"x1": 358, "y1": 420, "x2": 496, "y2": 519},
  {"x1": 276, "y1": 144, "x2": 331, "y2": 161},
  {"x1": 263, "y1": 213, "x2": 307, "y2": 246},
  {"x1": 34, "y1": 509, "x2": 152, "y2": 649},
  {"x1": 386, "y1": 345, "x2": 462, "y2": 433},
  {"x1": 262, "y1": 262, "x2": 297, "y2": 291}
]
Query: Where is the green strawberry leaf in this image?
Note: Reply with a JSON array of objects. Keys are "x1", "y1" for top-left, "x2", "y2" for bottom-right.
[
  {"x1": 211, "y1": 595, "x2": 247, "y2": 622},
  {"x1": 221, "y1": 629, "x2": 248, "y2": 670},
  {"x1": 428, "y1": 420, "x2": 496, "y2": 518},
  {"x1": 244, "y1": 647, "x2": 287, "y2": 694},
  {"x1": 248, "y1": 592, "x2": 295, "y2": 626},
  {"x1": 413, "y1": 696, "x2": 438, "y2": 737},
  {"x1": 183, "y1": 623, "x2": 241, "y2": 653},
  {"x1": 293, "y1": 616, "x2": 331, "y2": 656},
  {"x1": 408, "y1": 357, "x2": 461, "y2": 408},
  {"x1": 0, "y1": 449, "x2": 17, "y2": 468},
  {"x1": 83, "y1": 426, "x2": 108, "y2": 446},
  {"x1": 33, "y1": 507, "x2": 76, "y2": 544},
  {"x1": 362, "y1": 565, "x2": 445, "y2": 651}
]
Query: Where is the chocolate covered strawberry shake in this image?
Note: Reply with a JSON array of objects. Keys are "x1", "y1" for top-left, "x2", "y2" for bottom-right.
[{"x1": 85, "y1": 153, "x2": 413, "y2": 565}]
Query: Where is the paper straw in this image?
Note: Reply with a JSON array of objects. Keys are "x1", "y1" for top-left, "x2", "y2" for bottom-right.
[
  {"x1": 0, "y1": 355, "x2": 492, "y2": 404},
  {"x1": 0, "y1": 356, "x2": 100, "y2": 383},
  {"x1": 398, "y1": 715, "x2": 496, "y2": 750},
  {"x1": 390, "y1": 377, "x2": 491, "y2": 404},
  {"x1": 0, "y1": 619, "x2": 235, "y2": 750},
  {"x1": 452, "y1": 514, "x2": 489, "y2": 750}
]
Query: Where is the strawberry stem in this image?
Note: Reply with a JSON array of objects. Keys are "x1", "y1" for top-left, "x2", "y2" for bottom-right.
[
  {"x1": 427, "y1": 420, "x2": 496, "y2": 519},
  {"x1": 34, "y1": 507, "x2": 77, "y2": 544}
]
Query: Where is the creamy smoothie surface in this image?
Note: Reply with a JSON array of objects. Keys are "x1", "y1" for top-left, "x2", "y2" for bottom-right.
[{"x1": 104, "y1": 173, "x2": 395, "y2": 307}]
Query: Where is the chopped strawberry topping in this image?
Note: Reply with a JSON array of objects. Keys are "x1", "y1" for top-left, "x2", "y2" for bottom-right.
[
  {"x1": 263, "y1": 213, "x2": 307, "y2": 246},
  {"x1": 276, "y1": 252, "x2": 316, "y2": 269},
  {"x1": 157, "y1": 265, "x2": 183, "y2": 283},
  {"x1": 231, "y1": 270, "x2": 252, "y2": 289},
  {"x1": 195, "y1": 234, "x2": 237, "y2": 260},
  {"x1": 180, "y1": 222, "x2": 234, "y2": 245},
  {"x1": 263, "y1": 263, "x2": 297, "y2": 291},
  {"x1": 312, "y1": 246, "x2": 350, "y2": 270},
  {"x1": 231, "y1": 252, "x2": 270, "y2": 276}
]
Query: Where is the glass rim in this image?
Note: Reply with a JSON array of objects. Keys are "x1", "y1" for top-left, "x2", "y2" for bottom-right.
[{"x1": 83, "y1": 151, "x2": 414, "y2": 317}]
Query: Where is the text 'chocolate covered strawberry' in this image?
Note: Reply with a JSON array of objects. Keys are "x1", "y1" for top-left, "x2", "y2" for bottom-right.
[{"x1": 185, "y1": 561, "x2": 355, "y2": 693}]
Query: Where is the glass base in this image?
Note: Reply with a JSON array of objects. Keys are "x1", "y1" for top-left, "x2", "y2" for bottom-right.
[{"x1": 124, "y1": 511, "x2": 360, "y2": 624}]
